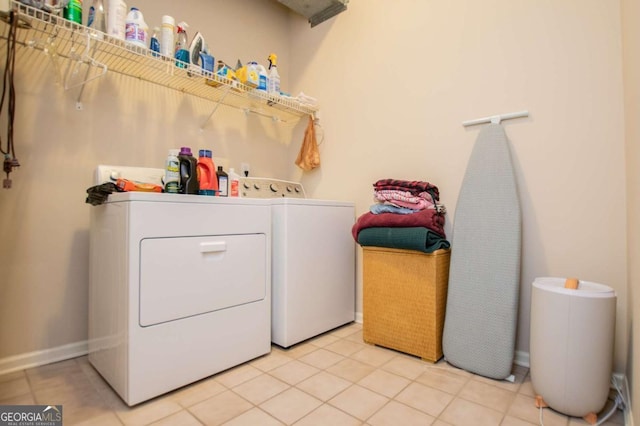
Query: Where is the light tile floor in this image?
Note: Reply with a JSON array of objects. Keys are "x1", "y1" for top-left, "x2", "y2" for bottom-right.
[{"x1": 0, "y1": 323, "x2": 626, "y2": 426}]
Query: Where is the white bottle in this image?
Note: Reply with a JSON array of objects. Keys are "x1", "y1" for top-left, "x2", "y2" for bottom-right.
[
  {"x1": 160, "y1": 15, "x2": 175, "y2": 58},
  {"x1": 125, "y1": 7, "x2": 148, "y2": 49},
  {"x1": 228, "y1": 168, "x2": 240, "y2": 197},
  {"x1": 107, "y1": 0, "x2": 127, "y2": 40},
  {"x1": 165, "y1": 149, "x2": 180, "y2": 193},
  {"x1": 87, "y1": 0, "x2": 106, "y2": 38}
]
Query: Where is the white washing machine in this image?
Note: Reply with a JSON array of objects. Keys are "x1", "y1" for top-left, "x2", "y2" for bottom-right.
[
  {"x1": 240, "y1": 178, "x2": 356, "y2": 348},
  {"x1": 88, "y1": 166, "x2": 272, "y2": 406}
]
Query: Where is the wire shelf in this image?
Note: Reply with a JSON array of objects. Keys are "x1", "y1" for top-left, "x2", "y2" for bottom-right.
[{"x1": 2, "y1": 1, "x2": 319, "y2": 122}]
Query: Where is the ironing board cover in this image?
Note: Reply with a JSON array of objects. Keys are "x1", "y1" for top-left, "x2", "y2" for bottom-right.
[{"x1": 442, "y1": 123, "x2": 522, "y2": 379}]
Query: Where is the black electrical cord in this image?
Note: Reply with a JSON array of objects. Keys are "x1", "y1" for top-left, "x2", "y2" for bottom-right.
[{"x1": 1, "y1": 9, "x2": 19, "y2": 187}]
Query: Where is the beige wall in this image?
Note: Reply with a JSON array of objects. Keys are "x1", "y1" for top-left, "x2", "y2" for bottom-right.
[
  {"x1": 621, "y1": 0, "x2": 639, "y2": 421},
  {"x1": 0, "y1": 0, "x2": 631, "y2": 384},
  {"x1": 287, "y1": 0, "x2": 629, "y2": 372}
]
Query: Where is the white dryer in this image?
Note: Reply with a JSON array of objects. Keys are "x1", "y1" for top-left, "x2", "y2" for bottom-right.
[
  {"x1": 88, "y1": 166, "x2": 272, "y2": 406},
  {"x1": 240, "y1": 178, "x2": 356, "y2": 348}
]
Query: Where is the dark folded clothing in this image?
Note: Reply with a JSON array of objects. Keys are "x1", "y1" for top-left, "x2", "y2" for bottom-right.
[
  {"x1": 374, "y1": 178, "x2": 439, "y2": 201},
  {"x1": 85, "y1": 182, "x2": 122, "y2": 206},
  {"x1": 352, "y1": 208, "x2": 445, "y2": 240},
  {"x1": 357, "y1": 227, "x2": 450, "y2": 253}
]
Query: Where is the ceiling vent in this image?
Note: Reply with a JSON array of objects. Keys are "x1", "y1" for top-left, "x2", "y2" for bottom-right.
[{"x1": 277, "y1": 0, "x2": 349, "y2": 27}]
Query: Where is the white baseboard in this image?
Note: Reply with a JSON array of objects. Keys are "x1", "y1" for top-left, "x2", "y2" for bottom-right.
[
  {"x1": 514, "y1": 350, "x2": 530, "y2": 368},
  {"x1": 0, "y1": 341, "x2": 88, "y2": 376},
  {"x1": 355, "y1": 311, "x2": 363, "y2": 324},
  {"x1": 612, "y1": 373, "x2": 633, "y2": 426}
]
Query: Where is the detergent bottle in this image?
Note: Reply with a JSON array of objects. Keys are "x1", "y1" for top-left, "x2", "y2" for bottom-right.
[
  {"x1": 267, "y1": 53, "x2": 280, "y2": 95},
  {"x1": 125, "y1": 7, "x2": 148, "y2": 49},
  {"x1": 178, "y1": 147, "x2": 198, "y2": 194},
  {"x1": 164, "y1": 149, "x2": 180, "y2": 193},
  {"x1": 175, "y1": 22, "x2": 190, "y2": 68},
  {"x1": 196, "y1": 150, "x2": 218, "y2": 196},
  {"x1": 63, "y1": 0, "x2": 82, "y2": 25}
]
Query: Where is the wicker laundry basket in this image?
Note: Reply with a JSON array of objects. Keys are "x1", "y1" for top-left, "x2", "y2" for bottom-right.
[{"x1": 362, "y1": 247, "x2": 451, "y2": 362}]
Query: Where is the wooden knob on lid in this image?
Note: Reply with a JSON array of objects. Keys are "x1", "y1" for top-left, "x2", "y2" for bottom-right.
[{"x1": 564, "y1": 277, "x2": 579, "y2": 289}]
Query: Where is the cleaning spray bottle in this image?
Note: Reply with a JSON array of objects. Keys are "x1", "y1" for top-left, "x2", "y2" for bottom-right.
[
  {"x1": 175, "y1": 22, "x2": 190, "y2": 69},
  {"x1": 267, "y1": 53, "x2": 280, "y2": 95}
]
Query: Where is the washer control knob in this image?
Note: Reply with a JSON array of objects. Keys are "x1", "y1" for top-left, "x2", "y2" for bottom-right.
[
  {"x1": 253, "y1": 183, "x2": 260, "y2": 190},
  {"x1": 243, "y1": 182, "x2": 251, "y2": 190},
  {"x1": 294, "y1": 186, "x2": 301, "y2": 193},
  {"x1": 286, "y1": 186, "x2": 293, "y2": 193},
  {"x1": 270, "y1": 183, "x2": 279, "y2": 192}
]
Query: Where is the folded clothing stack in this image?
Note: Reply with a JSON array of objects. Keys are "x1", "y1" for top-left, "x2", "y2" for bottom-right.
[{"x1": 351, "y1": 178, "x2": 450, "y2": 253}]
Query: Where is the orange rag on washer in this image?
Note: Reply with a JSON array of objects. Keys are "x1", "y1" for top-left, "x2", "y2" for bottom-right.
[{"x1": 295, "y1": 115, "x2": 320, "y2": 171}]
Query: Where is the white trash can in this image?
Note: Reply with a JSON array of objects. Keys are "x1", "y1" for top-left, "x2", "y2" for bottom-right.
[{"x1": 530, "y1": 277, "x2": 616, "y2": 418}]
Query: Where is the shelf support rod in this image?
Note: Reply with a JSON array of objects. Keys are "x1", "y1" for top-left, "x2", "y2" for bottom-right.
[
  {"x1": 462, "y1": 110, "x2": 529, "y2": 127},
  {"x1": 67, "y1": 32, "x2": 107, "y2": 109},
  {"x1": 200, "y1": 85, "x2": 232, "y2": 130}
]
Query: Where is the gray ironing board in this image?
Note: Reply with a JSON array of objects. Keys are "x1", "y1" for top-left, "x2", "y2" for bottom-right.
[{"x1": 442, "y1": 123, "x2": 522, "y2": 380}]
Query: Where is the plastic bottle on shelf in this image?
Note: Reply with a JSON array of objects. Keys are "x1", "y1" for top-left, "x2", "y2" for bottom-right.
[
  {"x1": 164, "y1": 149, "x2": 180, "y2": 193},
  {"x1": 196, "y1": 150, "x2": 218, "y2": 196},
  {"x1": 63, "y1": 0, "x2": 82, "y2": 24},
  {"x1": 257, "y1": 64, "x2": 268, "y2": 91},
  {"x1": 178, "y1": 147, "x2": 199, "y2": 195},
  {"x1": 217, "y1": 166, "x2": 228, "y2": 197},
  {"x1": 267, "y1": 53, "x2": 280, "y2": 95},
  {"x1": 228, "y1": 168, "x2": 240, "y2": 197},
  {"x1": 149, "y1": 27, "x2": 160, "y2": 56},
  {"x1": 125, "y1": 7, "x2": 148, "y2": 49},
  {"x1": 175, "y1": 22, "x2": 190, "y2": 68},
  {"x1": 160, "y1": 15, "x2": 175, "y2": 58},
  {"x1": 87, "y1": 0, "x2": 106, "y2": 37},
  {"x1": 107, "y1": 0, "x2": 127, "y2": 40}
]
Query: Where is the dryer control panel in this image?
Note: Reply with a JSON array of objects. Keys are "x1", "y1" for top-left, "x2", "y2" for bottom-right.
[{"x1": 239, "y1": 178, "x2": 306, "y2": 199}]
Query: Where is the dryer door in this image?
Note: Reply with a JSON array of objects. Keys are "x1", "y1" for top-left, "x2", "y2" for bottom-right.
[{"x1": 139, "y1": 233, "x2": 267, "y2": 326}]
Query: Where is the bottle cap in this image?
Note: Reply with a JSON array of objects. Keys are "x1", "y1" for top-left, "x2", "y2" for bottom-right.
[
  {"x1": 217, "y1": 166, "x2": 223, "y2": 171},
  {"x1": 179, "y1": 147, "x2": 192, "y2": 155},
  {"x1": 161, "y1": 15, "x2": 175, "y2": 25}
]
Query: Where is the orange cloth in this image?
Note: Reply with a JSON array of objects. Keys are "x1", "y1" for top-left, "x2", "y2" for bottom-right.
[{"x1": 295, "y1": 116, "x2": 320, "y2": 171}]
